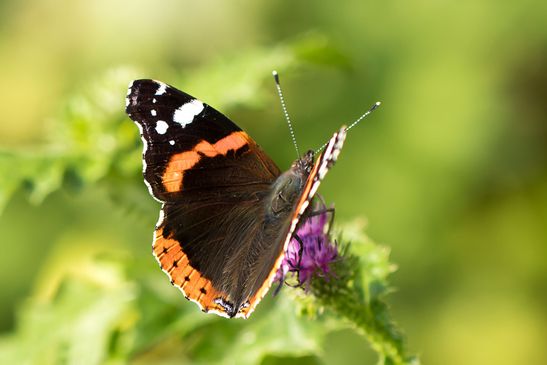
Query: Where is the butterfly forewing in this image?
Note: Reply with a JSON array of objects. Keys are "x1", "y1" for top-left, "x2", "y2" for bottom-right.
[{"x1": 126, "y1": 79, "x2": 280, "y2": 201}]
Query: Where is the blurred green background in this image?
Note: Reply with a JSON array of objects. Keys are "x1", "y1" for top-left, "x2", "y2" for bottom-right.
[{"x1": 1, "y1": 0, "x2": 546, "y2": 364}]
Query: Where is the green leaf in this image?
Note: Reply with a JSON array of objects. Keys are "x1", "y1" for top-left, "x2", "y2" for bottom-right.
[
  {"x1": 0, "y1": 242, "x2": 137, "y2": 365},
  {"x1": 0, "y1": 151, "x2": 65, "y2": 211}
]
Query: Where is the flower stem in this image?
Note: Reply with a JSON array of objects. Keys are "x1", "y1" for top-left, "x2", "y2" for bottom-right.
[{"x1": 309, "y1": 257, "x2": 418, "y2": 365}]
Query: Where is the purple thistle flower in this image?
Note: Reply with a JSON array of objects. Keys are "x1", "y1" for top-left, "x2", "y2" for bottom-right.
[{"x1": 275, "y1": 204, "x2": 339, "y2": 288}]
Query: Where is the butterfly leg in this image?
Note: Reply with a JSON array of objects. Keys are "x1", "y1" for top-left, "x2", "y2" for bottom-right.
[
  {"x1": 274, "y1": 232, "x2": 303, "y2": 294},
  {"x1": 308, "y1": 194, "x2": 336, "y2": 233},
  {"x1": 292, "y1": 233, "x2": 305, "y2": 268},
  {"x1": 306, "y1": 207, "x2": 335, "y2": 234},
  {"x1": 274, "y1": 233, "x2": 306, "y2": 294},
  {"x1": 290, "y1": 233, "x2": 306, "y2": 285},
  {"x1": 273, "y1": 279, "x2": 284, "y2": 295}
]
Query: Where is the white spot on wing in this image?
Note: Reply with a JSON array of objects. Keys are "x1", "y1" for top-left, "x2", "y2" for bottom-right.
[
  {"x1": 309, "y1": 180, "x2": 321, "y2": 199},
  {"x1": 151, "y1": 110, "x2": 157, "y2": 116},
  {"x1": 155, "y1": 120, "x2": 168, "y2": 134},
  {"x1": 126, "y1": 81, "x2": 134, "y2": 107},
  {"x1": 299, "y1": 200, "x2": 310, "y2": 215},
  {"x1": 318, "y1": 165, "x2": 328, "y2": 180},
  {"x1": 152, "y1": 98, "x2": 157, "y2": 103},
  {"x1": 156, "y1": 208, "x2": 165, "y2": 227},
  {"x1": 155, "y1": 82, "x2": 167, "y2": 95},
  {"x1": 169, "y1": 140, "x2": 175, "y2": 145},
  {"x1": 332, "y1": 148, "x2": 340, "y2": 160},
  {"x1": 174, "y1": 99, "x2": 204, "y2": 128}
]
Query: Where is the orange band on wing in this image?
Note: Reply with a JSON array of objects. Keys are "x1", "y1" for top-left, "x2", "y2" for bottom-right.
[
  {"x1": 162, "y1": 131, "x2": 251, "y2": 192},
  {"x1": 153, "y1": 226, "x2": 232, "y2": 315}
]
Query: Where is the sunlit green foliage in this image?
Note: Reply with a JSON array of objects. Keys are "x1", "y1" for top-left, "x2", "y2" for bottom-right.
[{"x1": 1, "y1": 1, "x2": 547, "y2": 364}]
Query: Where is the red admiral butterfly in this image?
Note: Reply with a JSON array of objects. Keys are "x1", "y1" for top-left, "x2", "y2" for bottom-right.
[{"x1": 126, "y1": 75, "x2": 377, "y2": 318}]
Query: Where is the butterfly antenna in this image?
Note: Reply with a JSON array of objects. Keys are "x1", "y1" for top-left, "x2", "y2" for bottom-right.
[
  {"x1": 315, "y1": 101, "x2": 382, "y2": 153},
  {"x1": 272, "y1": 70, "x2": 300, "y2": 158}
]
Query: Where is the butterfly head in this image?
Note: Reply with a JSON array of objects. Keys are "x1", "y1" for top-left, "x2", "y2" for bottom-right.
[{"x1": 293, "y1": 150, "x2": 314, "y2": 174}]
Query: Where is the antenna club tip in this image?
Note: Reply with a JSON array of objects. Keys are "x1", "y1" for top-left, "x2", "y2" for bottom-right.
[
  {"x1": 375, "y1": 101, "x2": 381, "y2": 106},
  {"x1": 272, "y1": 70, "x2": 279, "y2": 83}
]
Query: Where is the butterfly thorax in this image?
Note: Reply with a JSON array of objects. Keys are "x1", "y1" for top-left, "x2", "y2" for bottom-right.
[{"x1": 267, "y1": 151, "x2": 314, "y2": 217}]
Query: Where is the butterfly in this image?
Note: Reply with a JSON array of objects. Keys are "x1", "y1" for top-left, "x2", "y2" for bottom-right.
[{"x1": 126, "y1": 77, "x2": 349, "y2": 318}]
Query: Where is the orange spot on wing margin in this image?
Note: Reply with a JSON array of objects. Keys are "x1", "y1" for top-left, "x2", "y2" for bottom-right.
[{"x1": 153, "y1": 224, "x2": 233, "y2": 316}]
